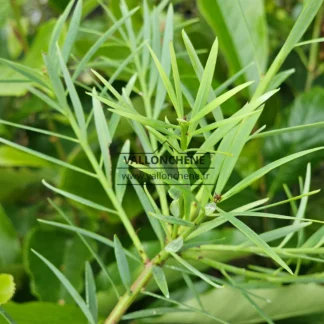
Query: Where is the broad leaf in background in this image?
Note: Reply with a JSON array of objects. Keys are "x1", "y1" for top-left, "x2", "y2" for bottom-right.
[
  {"x1": 0, "y1": 302, "x2": 86, "y2": 324},
  {"x1": 198, "y1": 0, "x2": 268, "y2": 94},
  {"x1": 264, "y1": 88, "x2": 324, "y2": 193},
  {"x1": 149, "y1": 284, "x2": 324, "y2": 324},
  {"x1": 0, "y1": 206, "x2": 20, "y2": 271},
  {"x1": 25, "y1": 227, "x2": 93, "y2": 303}
]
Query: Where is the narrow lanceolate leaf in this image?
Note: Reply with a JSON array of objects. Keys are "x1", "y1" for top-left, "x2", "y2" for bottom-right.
[
  {"x1": 266, "y1": 68, "x2": 295, "y2": 92},
  {"x1": 0, "y1": 306, "x2": 16, "y2": 324},
  {"x1": 0, "y1": 119, "x2": 78, "y2": 143},
  {"x1": 191, "y1": 38, "x2": 218, "y2": 119},
  {"x1": 219, "y1": 210, "x2": 293, "y2": 274},
  {"x1": 253, "y1": 0, "x2": 324, "y2": 98},
  {"x1": 85, "y1": 262, "x2": 98, "y2": 324},
  {"x1": 149, "y1": 213, "x2": 195, "y2": 227},
  {"x1": 280, "y1": 163, "x2": 311, "y2": 248},
  {"x1": 32, "y1": 250, "x2": 96, "y2": 324},
  {"x1": 48, "y1": 0, "x2": 74, "y2": 60},
  {"x1": 0, "y1": 58, "x2": 48, "y2": 88},
  {"x1": 189, "y1": 81, "x2": 253, "y2": 124},
  {"x1": 43, "y1": 53, "x2": 69, "y2": 112},
  {"x1": 47, "y1": 199, "x2": 120, "y2": 299},
  {"x1": 129, "y1": 177, "x2": 164, "y2": 246},
  {"x1": 42, "y1": 180, "x2": 117, "y2": 214},
  {"x1": 169, "y1": 41, "x2": 183, "y2": 118},
  {"x1": 181, "y1": 30, "x2": 223, "y2": 120},
  {"x1": 223, "y1": 147, "x2": 324, "y2": 200},
  {"x1": 38, "y1": 219, "x2": 140, "y2": 262},
  {"x1": 147, "y1": 44, "x2": 178, "y2": 113},
  {"x1": 108, "y1": 109, "x2": 179, "y2": 129},
  {"x1": 114, "y1": 235, "x2": 131, "y2": 292},
  {"x1": 251, "y1": 121, "x2": 324, "y2": 139},
  {"x1": 152, "y1": 266, "x2": 169, "y2": 298},
  {"x1": 0, "y1": 274, "x2": 15, "y2": 305},
  {"x1": 0, "y1": 138, "x2": 96, "y2": 178},
  {"x1": 73, "y1": 7, "x2": 139, "y2": 80},
  {"x1": 92, "y1": 88, "x2": 112, "y2": 186},
  {"x1": 57, "y1": 46, "x2": 86, "y2": 138},
  {"x1": 182, "y1": 273, "x2": 204, "y2": 310},
  {"x1": 200, "y1": 89, "x2": 279, "y2": 151},
  {"x1": 171, "y1": 253, "x2": 223, "y2": 289},
  {"x1": 62, "y1": 0, "x2": 83, "y2": 62},
  {"x1": 122, "y1": 308, "x2": 191, "y2": 320},
  {"x1": 153, "y1": 4, "x2": 174, "y2": 118},
  {"x1": 27, "y1": 86, "x2": 63, "y2": 114},
  {"x1": 115, "y1": 139, "x2": 130, "y2": 203}
]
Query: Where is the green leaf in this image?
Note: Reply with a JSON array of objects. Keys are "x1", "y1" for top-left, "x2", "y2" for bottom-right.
[
  {"x1": 189, "y1": 81, "x2": 253, "y2": 124},
  {"x1": 223, "y1": 147, "x2": 324, "y2": 200},
  {"x1": 150, "y1": 284, "x2": 324, "y2": 324},
  {"x1": 47, "y1": 199, "x2": 119, "y2": 299},
  {"x1": 198, "y1": 0, "x2": 268, "y2": 94},
  {"x1": 92, "y1": 88, "x2": 112, "y2": 186},
  {"x1": 264, "y1": 88, "x2": 324, "y2": 191},
  {"x1": 169, "y1": 41, "x2": 183, "y2": 118},
  {"x1": 129, "y1": 177, "x2": 164, "y2": 246},
  {"x1": 152, "y1": 266, "x2": 169, "y2": 298},
  {"x1": 115, "y1": 139, "x2": 130, "y2": 203},
  {"x1": 171, "y1": 253, "x2": 222, "y2": 289},
  {"x1": 254, "y1": 0, "x2": 324, "y2": 98},
  {"x1": 38, "y1": 220, "x2": 140, "y2": 262},
  {"x1": 147, "y1": 43, "x2": 178, "y2": 114},
  {"x1": 218, "y1": 210, "x2": 292, "y2": 274},
  {"x1": 0, "y1": 206, "x2": 20, "y2": 269},
  {"x1": 266, "y1": 68, "x2": 295, "y2": 91},
  {"x1": 149, "y1": 213, "x2": 195, "y2": 228},
  {"x1": 108, "y1": 109, "x2": 178, "y2": 130},
  {"x1": 0, "y1": 58, "x2": 48, "y2": 88},
  {"x1": 27, "y1": 86, "x2": 64, "y2": 114},
  {"x1": 43, "y1": 53, "x2": 69, "y2": 112},
  {"x1": 279, "y1": 163, "x2": 311, "y2": 248},
  {"x1": 114, "y1": 235, "x2": 131, "y2": 292},
  {"x1": 252, "y1": 121, "x2": 324, "y2": 139},
  {"x1": 0, "y1": 119, "x2": 78, "y2": 143},
  {"x1": 2, "y1": 302, "x2": 86, "y2": 324},
  {"x1": 31, "y1": 250, "x2": 95, "y2": 324},
  {"x1": 200, "y1": 89, "x2": 279, "y2": 152},
  {"x1": 62, "y1": 0, "x2": 83, "y2": 62},
  {"x1": 191, "y1": 38, "x2": 218, "y2": 120},
  {"x1": 0, "y1": 138, "x2": 96, "y2": 178},
  {"x1": 153, "y1": 4, "x2": 174, "y2": 118},
  {"x1": 165, "y1": 237, "x2": 184, "y2": 253},
  {"x1": 42, "y1": 180, "x2": 117, "y2": 214},
  {"x1": 142, "y1": 291, "x2": 227, "y2": 323},
  {"x1": 72, "y1": 7, "x2": 139, "y2": 80},
  {"x1": 48, "y1": 0, "x2": 74, "y2": 60},
  {"x1": 182, "y1": 273, "x2": 204, "y2": 310},
  {"x1": 57, "y1": 46, "x2": 86, "y2": 139},
  {"x1": 0, "y1": 275, "x2": 15, "y2": 305},
  {"x1": 85, "y1": 263, "x2": 98, "y2": 324},
  {"x1": 122, "y1": 308, "x2": 191, "y2": 320},
  {"x1": 181, "y1": 30, "x2": 223, "y2": 121}
]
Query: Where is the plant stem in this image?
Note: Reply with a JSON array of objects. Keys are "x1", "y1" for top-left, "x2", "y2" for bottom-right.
[
  {"x1": 67, "y1": 111, "x2": 148, "y2": 263},
  {"x1": 305, "y1": 5, "x2": 323, "y2": 91},
  {"x1": 104, "y1": 251, "x2": 169, "y2": 323},
  {"x1": 82, "y1": 143, "x2": 149, "y2": 263}
]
